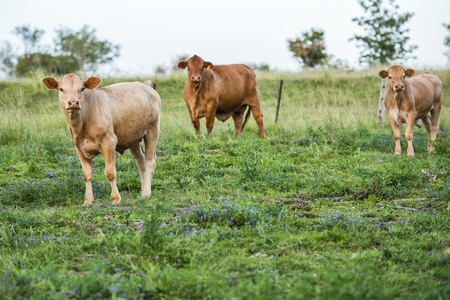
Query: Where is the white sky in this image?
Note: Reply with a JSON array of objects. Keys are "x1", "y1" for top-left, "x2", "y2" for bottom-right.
[{"x1": 0, "y1": 0, "x2": 449, "y2": 76}]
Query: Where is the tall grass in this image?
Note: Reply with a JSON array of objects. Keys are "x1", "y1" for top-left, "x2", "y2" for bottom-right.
[{"x1": 1, "y1": 68, "x2": 448, "y2": 141}]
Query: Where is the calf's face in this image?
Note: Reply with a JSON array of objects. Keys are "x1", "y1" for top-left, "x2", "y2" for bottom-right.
[
  {"x1": 378, "y1": 65, "x2": 415, "y2": 93},
  {"x1": 42, "y1": 74, "x2": 101, "y2": 112},
  {"x1": 178, "y1": 55, "x2": 213, "y2": 84}
]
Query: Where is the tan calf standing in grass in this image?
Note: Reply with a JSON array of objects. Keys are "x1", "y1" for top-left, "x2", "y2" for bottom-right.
[
  {"x1": 42, "y1": 74, "x2": 161, "y2": 206},
  {"x1": 178, "y1": 55, "x2": 266, "y2": 138},
  {"x1": 378, "y1": 65, "x2": 442, "y2": 157}
]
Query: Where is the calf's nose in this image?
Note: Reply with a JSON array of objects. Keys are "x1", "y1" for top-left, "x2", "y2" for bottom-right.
[
  {"x1": 191, "y1": 75, "x2": 201, "y2": 82},
  {"x1": 394, "y1": 84, "x2": 404, "y2": 91},
  {"x1": 67, "y1": 99, "x2": 80, "y2": 109}
]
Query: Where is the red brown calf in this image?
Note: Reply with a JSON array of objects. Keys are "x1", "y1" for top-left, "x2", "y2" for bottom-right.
[
  {"x1": 178, "y1": 55, "x2": 266, "y2": 138},
  {"x1": 378, "y1": 65, "x2": 442, "y2": 157},
  {"x1": 42, "y1": 74, "x2": 161, "y2": 206}
]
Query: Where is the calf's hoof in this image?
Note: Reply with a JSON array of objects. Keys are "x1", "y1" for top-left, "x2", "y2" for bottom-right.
[
  {"x1": 111, "y1": 196, "x2": 121, "y2": 205},
  {"x1": 83, "y1": 201, "x2": 93, "y2": 206},
  {"x1": 428, "y1": 146, "x2": 435, "y2": 154},
  {"x1": 141, "y1": 191, "x2": 152, "y2": 198}
]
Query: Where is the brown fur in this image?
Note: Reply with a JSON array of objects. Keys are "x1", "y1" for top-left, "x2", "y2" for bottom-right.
[
  {"x1": 378, "y1": 65, "x2": 442, "y2": 157},
  {"x1": 42, "y1": 74, "x2": 161, "y2": 206},
  {"x1": 178, "y1": 55, "x2": 266, "y2": 138}
]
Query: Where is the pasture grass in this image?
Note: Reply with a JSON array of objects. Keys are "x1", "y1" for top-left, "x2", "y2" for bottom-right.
[{"x1": 0, "y1": 69, "x2": 449, "y2": 299}]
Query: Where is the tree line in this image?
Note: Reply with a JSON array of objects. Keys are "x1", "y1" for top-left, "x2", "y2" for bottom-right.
[
  {"x1": 289, "y1": 0, "x2": 449, "y2": 70},
  {"x1": 1, "y1": 0, "x2": 449, "y2": 77},
  {"x1": 0, "y1": 25, "x2": 119, "y2": 77}
]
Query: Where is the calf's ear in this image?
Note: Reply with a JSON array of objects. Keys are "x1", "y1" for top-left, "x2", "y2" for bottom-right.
[
  {"x1": 405, "y1": 69, "x2": 415, "y2": 77},
  {"x1": 42, "y1": 77, "x2": 58, "y2": 90},
  {"x1": 205, "y1": 62, "x2": 213, "y2": 70},
  {"x1": 378, "y1": 70, "x2": 388, "y2": 79},
  {"x1": 178, "y1": 61, "x2": 188, "y2": 69},
  {"x1": 84, "y1": 77, "x2": 102, "y2": 89}
]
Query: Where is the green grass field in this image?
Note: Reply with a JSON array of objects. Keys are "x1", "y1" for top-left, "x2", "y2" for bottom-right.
[{"x1": 0, "y1": 69, "x2": 449, "y2": 299}]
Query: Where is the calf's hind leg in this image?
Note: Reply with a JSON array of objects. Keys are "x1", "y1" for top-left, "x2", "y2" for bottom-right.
[
  {"x1": 142, "y1": 122, "x2": 160, "y2": 197},
  {"x1": 421, "y1": 115, "x2": 434, "y2": 152},
  {"x1": 130, "y1": 143, "x2": 148, "y2": 196},
  {"x1": 430, "y1": 102, "x2": 441, "y2": 141},
  {"x1": 232, "y1": 108, "x2": 246, "y2": 137},
  {"x1": 248, "y1": 98, "x2": 266, "y2": 138}
]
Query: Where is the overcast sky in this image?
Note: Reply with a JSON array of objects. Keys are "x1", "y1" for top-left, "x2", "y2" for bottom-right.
[{"x1": 1, "y1": 0, "x2": 449, "y2": 76}]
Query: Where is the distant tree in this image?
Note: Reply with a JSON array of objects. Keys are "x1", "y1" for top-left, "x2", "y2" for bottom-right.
[
  {"x1": 288, "y1": 29, "x2": 328, "y2": 69},
  {"x1": 171, "y1": 54, "x2": 190, "y2": 72},
  {"x1": 12, "y1": 25, "x2": 45, "y2": 56},
  {"x1": 54, "y1": 25, "x2": 120, "y2": 73},
  {"x1": 248, "y1": 63, "x2": 271, "y2": 71},
  {"x1": 0, "y1": 41, "x2": 16, "y2": 77},
  {"x1": 350, "y1": 0, "x2": 417, "y2": 66},
  {"x1": 15, "y1": 53, "x2": 79, "y2": 77},
  {"x1": 444, "y1": 23, "x2": 450, "y2": 63},
  {"x1": 154, "y1": 64, "x2": 167, "y2": 76},
  {"x1": 325, "y1": 55, "x2": 352, "y2": 71}
]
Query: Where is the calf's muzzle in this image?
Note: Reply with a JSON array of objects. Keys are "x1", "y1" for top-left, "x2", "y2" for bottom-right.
[
  {"x1": 394, "y1": 84, "x2": 404, "y2": 92},
  {"x1": 67, "y1": 99, "x2": 81, "y2": 109},
  {"x1": 191, "y1": 75, "x2": 201, "y2": 83}
]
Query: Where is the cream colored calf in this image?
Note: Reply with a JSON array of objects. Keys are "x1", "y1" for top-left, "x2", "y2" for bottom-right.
[{"x1": 42, "y1": 74, "x2": 161, "y2": 205}]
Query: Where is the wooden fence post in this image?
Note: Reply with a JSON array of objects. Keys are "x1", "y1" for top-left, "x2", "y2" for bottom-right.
[
  {"x1": 377, "y1": 78, "x2": 388, "y2": 126},
  {"x1": 275, "y1": 80, "x2": 283, "y2": 123}
]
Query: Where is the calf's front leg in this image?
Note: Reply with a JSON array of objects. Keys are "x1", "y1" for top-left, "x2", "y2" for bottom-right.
[
  {"x1": 387, "y1": 115, "x2": 402, "y2": 155},
  {"x1": 75, "y1": 147, "x2": 94, "y2": 206},
  {"x1": 192, "y1": 119, "x2": 201, "y2": 135},
  {"x1": 186, "y1": 104, "x2": 201, "y2": 135},
  {"x1": 205, "y1": 100, "x2": 218, "y2": 135},
  {"x1": 405, "y1": 113, "x2": 416, "y2": 157},
  {"x1": 102, "y1": 142, "x2": 121, "y2": 204}
]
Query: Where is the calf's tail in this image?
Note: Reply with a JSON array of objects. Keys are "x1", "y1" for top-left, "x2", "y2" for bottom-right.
[{"x1": 241, "y1": 106, "x2": 251, "y2": 131}]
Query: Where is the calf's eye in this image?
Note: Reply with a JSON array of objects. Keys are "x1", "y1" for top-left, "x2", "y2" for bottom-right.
[
  {"x1": 81, "y1": 87, "x2": 85, "y2": 92},
  {"x1": 59, "y1": 88, "x2": 64, "y2": 92}
]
